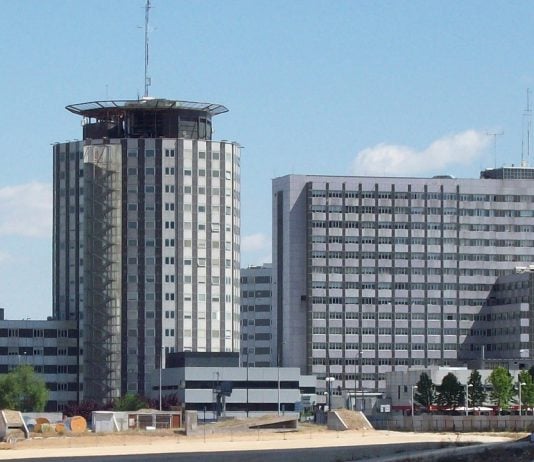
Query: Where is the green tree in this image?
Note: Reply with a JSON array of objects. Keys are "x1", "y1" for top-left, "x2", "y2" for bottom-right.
[
  {"x1": 518, "y1": 370, "x2": 534, "y2": 411},
  {"x1": 0, "y1": 365, "x2": 48, "y2": 412},
  {"x1": 414, "y1": 372, "x2": 435, "y2": 410},
  {"x1": 528, "y1": 365, "x2": 534, "y2": 381},
  {"x1": 436, "y1": 373, "x2": 464, "y2": 410},
  {"x1": 468, "y1": 370, "x2": 486, "y2": 407},
  {"x1": 488, "y1": 366, "x2": 514, "y2": 413},
  {"x1": 113, "y1": 393, "x2": 148, "y2": 411}
]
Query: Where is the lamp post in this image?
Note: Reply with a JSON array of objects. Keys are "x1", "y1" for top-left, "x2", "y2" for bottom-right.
[
  {"x1": 325, "y1": 376, "x2": 335, "y2": 411},
  {"x1": 464, "y1": 383, "x2": 473, "y2": 417},
  {"x1": 277, "y1": 351, "x2": 280, "y2": 416},
  {"x1": 519, "y1": 381, "x2": 526, "y2": 416},
  {"x1": 159, "y1": 347, "x2": 165, "y2": 411},
  {"x1": 277, "y1": 342, "x2": 285, "y2": 416},
  {"x1": 359, "y1": 350, "x2": 363, "y2": 412},
  {"x1": 246, "y1": 351, "x2": 249, "y2": 418},
  {"x1": 411, "y1": 385, "x2": 417, "y2": 432}
]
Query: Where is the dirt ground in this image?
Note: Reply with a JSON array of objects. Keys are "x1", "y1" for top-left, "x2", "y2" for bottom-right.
[{"x1": 0, "y1": 422, "x2": 523, "y2": 460}]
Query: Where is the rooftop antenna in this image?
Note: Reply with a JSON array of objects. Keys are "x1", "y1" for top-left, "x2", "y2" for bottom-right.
[
  {"x1": 144, "y1": 0, "x2": 152, "y2": 98},
  {"x1": 521, "y1": 88, "x2": 532, "y2": 167},
  {"x1": 487, "y1": 130, "x2": 504, "y2": 169}
]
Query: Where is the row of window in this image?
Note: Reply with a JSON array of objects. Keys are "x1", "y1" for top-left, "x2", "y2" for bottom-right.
[
  {"x1": 129, "y1": 257, "x2": 233, "y2": 267},
  {"x1": 311, "y1": 296, "x2": 486, "y2": 306},
  {"x1": 311, "y1": 205, "x2": 534, "y2": 218},
  {"x1": 240, "y1": 276, "x2": 272, "y2": 284},
  {"x1": 0, "y1": 329, "x2": 77, "y2": 339},
  {"x1": 311, "y1": 311, "x2": 475, "y2": 321},
  {"x1": 310, "y1": 189, "x2": 533, "y2": 202},
  {"x1": 127, "y1": 274, "x2": 223, "y2": 285},
  {"x1": 241, "y1": 290, "x2": 272, "y2": 298},
  {"x1": 129, "y1": 149, "x2": 225, "y2": 162},
  {"x1": 312, "y1": 266, "x2": 503, "y2": 277},
  {"x1": 470, "y1": 326, "x2": 525, "y2": 336},
  {"x1": 312, "y1": 327, "x2": 467, "y2": 335},
  {"x1": 311, "y1": 235, "x2": 534, "y2": 247},
  {"x1": 240, "y1": 304, "x2": 272, "y2": 312},
  {"x1": 312, "y1": 342, "x2": 458, "y2": 350},
  {"x1": 311, "y1": 221, "x2": 534, "y2": 232},
  {"x1": 312, "y1": 357, "x2": 431, "y2": 367},
  {"x1": 312, "y1": 251, "x2": 533, "y2": 262},
  {"x1": 311, "y1": 281, "x2": 492, "y2": 291},
  {"x1": 0, "y1": 347, "x2": 78, "y2": 356},
  {"x1": 475, "y1": 311, "x2": 523, "y2": 321},
  {"x1": 164, "y1": 149, "x2": 220, "y2": 160}
]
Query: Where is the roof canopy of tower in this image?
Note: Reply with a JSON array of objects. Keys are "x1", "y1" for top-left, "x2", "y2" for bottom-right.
[
  {"x1": 66, "y1": 98, "x2": 228, "y2": 140},
  {"x1": 66, "y1": 98, "x2": 228, "y2": 118}
]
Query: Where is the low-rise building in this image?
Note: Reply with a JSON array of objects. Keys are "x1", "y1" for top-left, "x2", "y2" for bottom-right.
[
  {"x1": 0, "y1": 317, "x2": 79, "y2": 411},
  {"x1": 148, "y1": 352, "x2": 316, "y2": 418}
]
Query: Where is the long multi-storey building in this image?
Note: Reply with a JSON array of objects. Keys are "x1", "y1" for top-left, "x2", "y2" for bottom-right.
[
  {"x1": 273, "y1": 170, "x2": 534, "y2": 395},
  {"x1": 0, "y1": 309, "x2": 78, "y2": 411},
  {"x1": 240, "y1": 264, "x2": 275, "y2": 367},
  {"x1": 53, "y1": 98, "x2": 241, "y2": 402}
]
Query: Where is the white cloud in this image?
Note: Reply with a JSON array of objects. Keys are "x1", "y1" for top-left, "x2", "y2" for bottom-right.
[
  {"x1": 242, "y1": 233, "x2": 271, "y2": 253},
  {"x1": 0, "y1": 182, "x2": 52, "y2": 238},
  {"x1": 350, "y1": 130, "x2": 490, "y2": 176}
]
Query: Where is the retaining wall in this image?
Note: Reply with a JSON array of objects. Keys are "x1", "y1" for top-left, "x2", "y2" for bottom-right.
[{"x1": 369, "y1": 414, "x2": 534, "y2": 432}]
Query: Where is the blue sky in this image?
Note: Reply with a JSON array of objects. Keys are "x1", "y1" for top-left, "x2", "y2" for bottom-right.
[{"x1": 1, "y1": 0, "x2": 534, "y2": 319}]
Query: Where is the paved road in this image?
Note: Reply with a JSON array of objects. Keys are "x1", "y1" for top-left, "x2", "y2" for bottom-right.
[{"x1": 9, "y1": 442, "x2": 471, "y2": 462}]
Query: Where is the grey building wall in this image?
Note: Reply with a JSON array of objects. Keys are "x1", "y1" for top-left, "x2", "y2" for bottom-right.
[
  {"x1": 0, "y1": 318, "x2": 78, "y2": 411},
  {"x1": 273, "y1": 173, "x2": 534, "y2": 395},
  {"x1": 240, "y1": 264, "x2": 275, "y2": 367},
  {"x1": 463, "y1": 269, "x2": 534, "y2": 364}
]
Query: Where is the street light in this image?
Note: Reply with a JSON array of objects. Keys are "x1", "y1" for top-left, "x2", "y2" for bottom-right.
[
  {"x1": 277, "y1": 342, "x2": 285, "y2": 416},
  {"x1": 465, "y1": 383, "x2": 473, "y2": 417},
  {"x1": 411, "y1": 385, "x2": 417, "y2": 432},
  {"x1": 325, "y1": 377, "x2": 335, "y2": 411},
  {"x1": 159, "y1": 347, "x2": 165, "y2": 411},
  {"x1": 519, "y1": 381, "x2": 526, "y2": 416},
  {"x1": 354, "y1": 350, "x2": 362, "y2": 411}
]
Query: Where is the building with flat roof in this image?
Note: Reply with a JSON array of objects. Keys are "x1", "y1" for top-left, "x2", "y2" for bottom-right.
[
  {"x1": 149, "y1": 352, "x2": 317, "y2": 418},
  {"x1": 240, "y1": 264, "x2": 275, "y2": 367},
  {"x1": 0, "y1": 317, "x2": 78, "y2": 410},
  {"x1": 273, "y1": 170, "x2": 534, "y2": 396},
  {"x1": 53, "y1": 97, "x2": 241, "y2": 402}
]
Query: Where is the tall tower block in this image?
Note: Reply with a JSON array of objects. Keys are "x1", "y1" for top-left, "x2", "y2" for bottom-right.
[{"x1": 53, "y1": 98, "x2": 241, "y2": 402}]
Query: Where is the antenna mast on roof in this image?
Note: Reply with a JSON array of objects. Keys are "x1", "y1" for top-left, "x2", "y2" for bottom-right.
[
  {"x1": 487, "y1": 130, "x2": 504, "y2": 169},
  {"x1": 521, "y1": 88, "x2": 532, "y2": 167},
  {"x1": 144, "y1": 0, "x2": 152, "y2": 98}
]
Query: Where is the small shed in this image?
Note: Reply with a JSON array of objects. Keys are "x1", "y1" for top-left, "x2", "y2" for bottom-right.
[
  {"x1": 128, "y1": 409, "x2": 182, "y2": 430},
  {"x1": 92, "y1": 411, "x2": 129, "y2": 432},
  {"x1": 92, "y1": 410, "x2": 182, "y2": 433}
]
